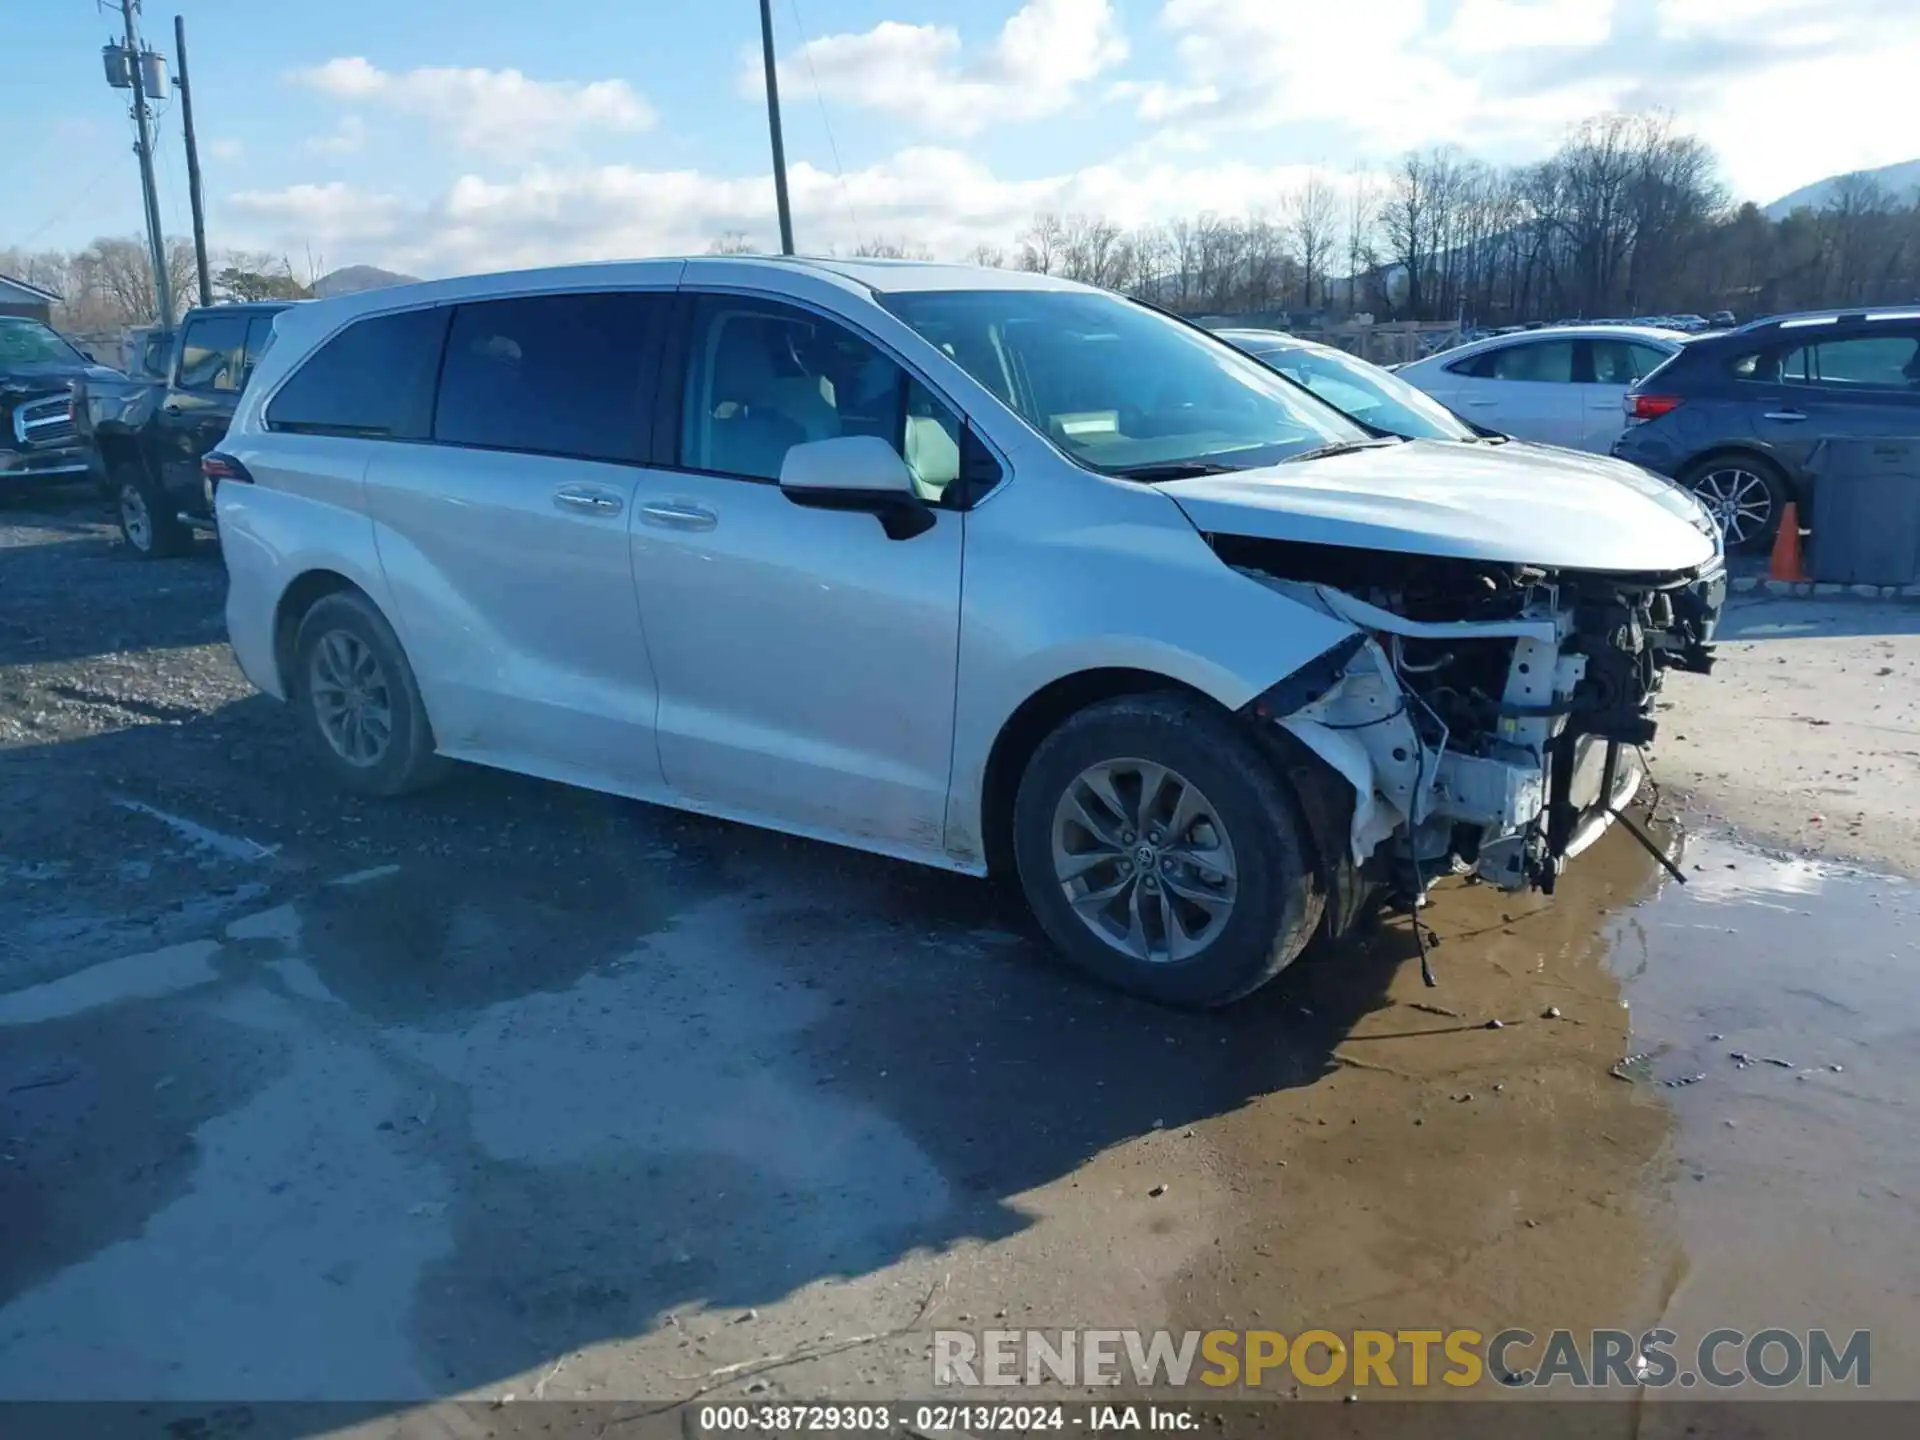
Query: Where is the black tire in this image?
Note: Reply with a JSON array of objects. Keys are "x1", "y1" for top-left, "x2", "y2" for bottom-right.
[
  {"x1": 1679, "y1": 451, "x2": 1790, "y2": 553},
  {"x1": 114, "y1": 460, "x2": 191, "y2": 559},
  {"x1": 291, "y1": 590, "x2": 448, "y2": 797},
  {"x1": 1011, "y1": 693, "x2": 1324, "y2": 1009}
]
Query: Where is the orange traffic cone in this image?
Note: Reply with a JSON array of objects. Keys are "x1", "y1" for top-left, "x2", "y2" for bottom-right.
[{"x1": 1768, "y1": 501, "x2": 1808, "y2": 583}]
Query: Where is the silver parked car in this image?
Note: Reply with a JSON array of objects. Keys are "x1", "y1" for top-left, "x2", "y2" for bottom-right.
[
  {"x1": 213, "y1": 259, "x2": 1724, "y2": 1007},
  {"x1": 1395, "y1": 324, "x2": 1689, "y2": 453}
]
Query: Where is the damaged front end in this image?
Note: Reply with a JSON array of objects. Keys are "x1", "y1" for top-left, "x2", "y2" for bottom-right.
[{"x1": 1224, "y1": 536, "x2": 1725, "y2": 919}]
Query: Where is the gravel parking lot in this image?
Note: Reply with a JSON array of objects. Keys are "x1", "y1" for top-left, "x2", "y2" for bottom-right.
[{"x1": 4, "y1": 498, "x2": 1918, "y2": 1430}]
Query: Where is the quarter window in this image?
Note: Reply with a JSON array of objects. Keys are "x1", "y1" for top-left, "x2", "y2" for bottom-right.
[
  {"x1": 176, "y1": 311, "x2": 251, "y2": 392},
  {"x1": 1589, "y1": 339, "x2": 1670, "y2": 385},
  {"x1": 267, "y1": 306, "x2": 448, "y2": 439},
  {"x1": 434, "y1": 292, "x2": 665, "y2": 462}
]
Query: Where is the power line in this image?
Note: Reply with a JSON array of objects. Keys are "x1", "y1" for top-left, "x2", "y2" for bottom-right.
[
  {"x1": 786, "y1": 0, "x2": 864, "y2": 248},
  {"x1": 17, "y1": 154, "x2": 127, "y2": 246}
]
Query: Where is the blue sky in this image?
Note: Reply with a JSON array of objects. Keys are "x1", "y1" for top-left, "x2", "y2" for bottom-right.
[{"x1": 7, "y1": 0, "x2": 1917, "y2": 278}]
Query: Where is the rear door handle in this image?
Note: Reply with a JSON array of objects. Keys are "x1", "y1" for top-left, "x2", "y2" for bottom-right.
[
  {"x1": 1763, "y1": 409, "x2": 1807, "y2": 422},
  {"x1": 552, "y1": 486, "x2": 625, "y2": 517},
  {"x1": 638, "y1": 501, "x2": 717, "y2": 531}
]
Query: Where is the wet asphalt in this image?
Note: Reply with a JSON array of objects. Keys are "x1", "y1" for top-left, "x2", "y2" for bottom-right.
[{"x1": 1, "y1": 495, "x2": 1916, "y2": 1429}]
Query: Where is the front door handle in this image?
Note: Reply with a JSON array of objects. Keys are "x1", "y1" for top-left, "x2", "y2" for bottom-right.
[
  {"x1": 552, "y1": 486, "x2": 625, "y2": 517},
  {"x1": 638, "y1": 501, "x2": 718, "y2": 531},
  {"x1": 1763, "y1": 409, "x2": 1808, "y2": 422}
]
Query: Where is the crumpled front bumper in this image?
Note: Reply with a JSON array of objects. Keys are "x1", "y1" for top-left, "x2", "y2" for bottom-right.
[{"x1": 1248, "y1": 571, "x2": 1701, "y2": 896}]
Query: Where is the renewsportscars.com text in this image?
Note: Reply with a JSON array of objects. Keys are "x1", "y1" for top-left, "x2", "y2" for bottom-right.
[{"x1": 932, "y1": 1327, "x2": 1871, "y2": 1390}]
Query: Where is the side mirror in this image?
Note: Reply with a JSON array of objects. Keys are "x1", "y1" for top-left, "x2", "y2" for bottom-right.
[{"x1": 778, "y1": 435, "x2": 934, "y2": 541}]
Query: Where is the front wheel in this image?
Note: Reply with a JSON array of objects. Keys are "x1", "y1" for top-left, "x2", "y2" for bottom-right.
[
  {"x1": 1680, "y1": 453, "x2": 1789, "y2": 553},
  {"x1": 1012, "y1": 694, "x2": 1324, "y2": 1009},
  {"x1": 114, "y1": 462, "x2": 191, "y2": 559}
]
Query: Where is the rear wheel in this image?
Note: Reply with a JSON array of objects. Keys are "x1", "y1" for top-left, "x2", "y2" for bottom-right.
[
  {"x1": 1012, "y1": 693, "x2": 1323, "y2": 1009},
  {"x1": 1680, "y1": 453, "x2": 1789, "y2": 552},
  {"x1": 292, "y1": 591, "x2": 448, "y2": 797},
  {"x1": 115, "y1": 462, "x2": 191, "y2": 559}
]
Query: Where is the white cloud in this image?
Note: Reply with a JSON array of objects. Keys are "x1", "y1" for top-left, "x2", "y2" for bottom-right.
[
  {"x1": 764, "y1": 0, "x2": 1127, "y2": 135},
  {"x1": 208, "y1": 138, "x2": 244, "y2": 162},
  {"x1": 1444, "y1": 0, "x2": 1616, "y2": 55},
  {"x1": 1648, "y1": 0, "x2": 1920, "y2": 202},
  {"x1": 306, "y1": 115, "x2": 367, "y2": 156},
  {"x1": 1126, "y1": 0, "x2": 1487, "y2": 154},
  {"x1": 291, "y1": 57, "x2": 655, "y2": 160},
  {"x1": 223, "y1": 148, "x2": 1384, "y2": 279}
]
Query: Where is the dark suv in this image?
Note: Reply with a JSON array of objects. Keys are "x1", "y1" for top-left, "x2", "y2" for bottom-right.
[
  {"x1": 74, "y1": 301, "x2": 295, "y2": 556},
  {"x1": 1613, "y1": 309, "x2": 1920, "y2": 550}
]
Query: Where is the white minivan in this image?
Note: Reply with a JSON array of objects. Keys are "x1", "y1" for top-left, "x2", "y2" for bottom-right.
[{"x1": 213, "y1": 257, "x2": 1725, "y2": 1007}]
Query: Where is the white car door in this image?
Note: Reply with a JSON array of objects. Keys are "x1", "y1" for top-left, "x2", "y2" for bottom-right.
[
  {"x1": 1582, "y1": 337, "x2": 1675, "y2": 451},
  {"x1": 363, "y1": 290, "x2": 672, "y2": 788},
  {"x1": 1447, "y1": 338, "x2": 1585, "y2": 446},
  {"x1": 626, "y1": 291, "x2": 967, "y2": 857}
]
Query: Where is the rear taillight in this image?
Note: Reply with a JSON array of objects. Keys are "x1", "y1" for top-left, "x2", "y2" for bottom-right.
[
  {"x1": 1625, "y1": 393, "x2": 1683, "y2": 421},
  {"x1": 201, "y1": 451, "x2": 253, "y2": 484}
]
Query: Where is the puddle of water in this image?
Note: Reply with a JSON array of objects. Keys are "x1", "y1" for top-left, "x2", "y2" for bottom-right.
[
  {"x1": 1162, "y1": 826, "x2": 1680, "y2": 1387},
  {"x1": 1607, "y1": 835, "x2": 1920, "y2": 1397},
  {"x1": 284, "y1": 846, "x2": 711, "y2": 1028}
]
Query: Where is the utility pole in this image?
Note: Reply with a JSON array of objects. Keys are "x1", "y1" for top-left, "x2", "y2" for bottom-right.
[
  {"x1": 174, "y1": 15, "x2": 211, "y2": 308},
  {"x1": 103, "y1": 0, "x2": 173, "y2": 328},
  {"x1": 757, "y1": 0, "x2": 795, "y2": 255}
]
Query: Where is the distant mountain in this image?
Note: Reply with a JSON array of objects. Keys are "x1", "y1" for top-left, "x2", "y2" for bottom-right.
[
  {"x1": 1764, "y1": 159, "x2": 1920, "y2": 219},
  {"x1": 311, "y1": 264, "x2": 420, "y2": 298}
]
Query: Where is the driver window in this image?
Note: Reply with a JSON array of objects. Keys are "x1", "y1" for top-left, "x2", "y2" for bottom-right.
[{"x1": 680, "y1": 296, "x2": 901, "y2": 482}]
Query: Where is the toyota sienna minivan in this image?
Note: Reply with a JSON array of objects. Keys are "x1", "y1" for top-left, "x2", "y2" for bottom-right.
[{"x1": 213, "y1": 256, "x2": 1725, "y2": 1007}]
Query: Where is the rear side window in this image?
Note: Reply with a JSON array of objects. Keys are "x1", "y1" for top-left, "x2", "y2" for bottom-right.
[
  {"x1": 1454, "y1": 341, "x2": 1576, "y2": 382},
  {"x1": 433, "y1": 292, "x2": 666, "y2": 462},
  {"x1": 1777, "y1": 333, "x2": 1920, "y2": 388},
  {"x1": 267, "y1": 307, "x2": 448, "y2": 439},
  {"x1": 177, "y1": 311, "x2": 251, "y2": 392}
]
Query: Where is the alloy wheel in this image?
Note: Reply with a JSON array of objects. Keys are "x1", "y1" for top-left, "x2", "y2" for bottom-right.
[
  {"x1": 119, "y1": 483, "x2": 152, "y2": 553},
  {"x1": 1050, "y1": 758, "x2": 1238, "y2": 963},
  {"x1": 308, "y1": 629, "x2": 394, "y2": 767},
  {"x1": 1689, "y1": 466, "x2": 1774, "y2": 548}
]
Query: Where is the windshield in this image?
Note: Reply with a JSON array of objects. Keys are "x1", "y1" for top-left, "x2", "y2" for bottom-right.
[
  {"x1": 879, "y1": 289, "x2": 1368, "y2": 474},
  {"x1": 1240, "y1": 340, "x2": 1477, "y2": 441},
  {"x1": 0, "y1": 316, "x2": 88, "y2": 371}
]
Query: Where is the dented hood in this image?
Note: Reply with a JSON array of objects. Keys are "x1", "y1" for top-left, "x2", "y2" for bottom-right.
[{"x1": 1158, "y1": 438, "x2": 1719, "y2": 573}]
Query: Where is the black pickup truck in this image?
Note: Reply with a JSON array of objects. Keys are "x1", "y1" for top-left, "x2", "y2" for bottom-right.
[
  {"x1": 1, "y1": 315, "x2": 122, "y2": 492},
  {"x1": 75, "y1": 301, "x2": 294, "y2": 557}
]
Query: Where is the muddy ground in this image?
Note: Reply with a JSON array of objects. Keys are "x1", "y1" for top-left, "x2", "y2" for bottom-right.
[{"x1": 2, "y1": 500, "x2": 1916, "y2": 1434}]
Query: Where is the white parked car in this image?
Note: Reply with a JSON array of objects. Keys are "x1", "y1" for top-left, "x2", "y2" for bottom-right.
[
  {"x1": 1395, "y1": 325, "x2": 1688, "y2": 452},
  {"x1": 213, "y1": 259, "x2": 1724, "y2": 1007}
]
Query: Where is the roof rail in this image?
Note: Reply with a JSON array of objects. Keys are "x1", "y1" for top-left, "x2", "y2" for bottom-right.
[{"x1": 1740, "y1": 307, "x2": 1920, "y2": 332}]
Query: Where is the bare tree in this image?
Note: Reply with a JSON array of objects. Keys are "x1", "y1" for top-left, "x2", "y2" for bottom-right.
[
  {"x1": 966, "y1": 242, "x2": 1008, "y2": 268},
  {"x1": 853, "y1": 236, "x2": 934, "y2": 259},
  {"x1": 1341, "y1": 170, "x2": 1379, "y2": 315},
  {"x1": 1286, "y1": 173, "x2": 1339, "y2": 311},
  {"x1": 706, "y1": 230, "x2": 757, "y2": 255},
  {"x1": 1018, "y1": 213, "x2": 1068, "y2": 274},
  {"x1": 1060, "y1": 214, "x2": 1131, "y2": 290}
]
